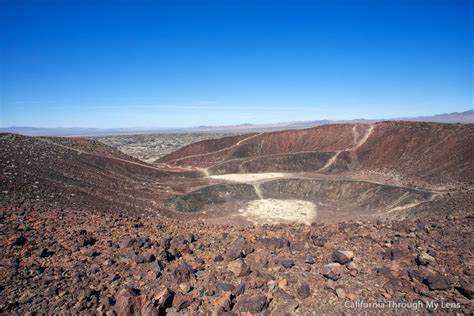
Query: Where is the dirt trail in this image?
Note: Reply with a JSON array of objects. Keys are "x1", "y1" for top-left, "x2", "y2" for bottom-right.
[
  {"x1": 378, "y1": 200, "x2": 430, "y2": 216},
  {"x1": 198, "y1": 167, "x2": 210, "y2": 177},
  {"x1": 318, "y1": 124, "x2": 374, "y2": 172},
  {"x1": 378, "y1": 194, "x2": 438, "y2": 216},
  {"x1": 167, "y1": 133, "x2": 264, "y2": 164},
  {"x1": 317, "y1": 151, "x2": 342, "y2": 172},
  {"x1": 352, "y1": 124, "x2": 360, "y2": 146},
  {"x1": 350, "y1": 124, "x2": 374, "y2": 151},
  {"x1": 155, "y1": 162, "x2": 198, "y2": 172},
  {"x1": 252, "y1": 183, "x2": 264, "y2": 199}
]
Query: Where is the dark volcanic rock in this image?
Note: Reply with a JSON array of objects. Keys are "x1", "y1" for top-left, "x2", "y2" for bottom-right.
[
  {"x1": 424, "y1": 274, "x2": 452, "y2": 291},
  {"x1": 86, "y1": 248, "x2": 100, "y2": 257},
  {"x1": 236, "y1": 295, "x2": 269, "y2": 314},
  {"x1": 332, "y1": 250, "x2": 354, "y2": 265},
  {"x1": 35, "y1": 248, "x2": 54, "y2": 258},
  {"x1": 217, "y1": 283, "x2": 235, "y2": 294},
  {"x1": 213, "y1": 291, "x2": 233, "y2": 314},
  {"x1": 304, "y1": 255, "x2": 316, "y2": 264},
  {"x1": 408, "y1": 267, "x2": 433, "y2": 283},
  {"x1": 383, "y1": 277, "x2": 413, "y2": 294},
  {"x1": 171, "y1": 263, "x2": 195, "y2": 283},
  {"x1": 172, "y1": 292, "x2": 193, "y2": 312},
  {"x1": 77, "y1": 235, "x2": 96, "y2": 248},
  {"x1": 382, "y1": 248, "x2": 404, "y2": 261},
  {"x1": 12, "y1": 236, "x2": 27, "y2": 247},
  {"x1": 258, "y1": 237, "x2": 290, "y2": 249},
  {"x1": 114, "y1": 288, "x2": 146, "y2": 316},
  {"x1": 148, "y1": 261, "x2": 162, "y2": 274},
  {"x1": 119, "y1": 238, "x2": 136, "y2": 249},
  {"x1": 224, "y1": 248, "x2": 243, "y2": 261},
  {"x1": 311, "y1": 235, "x2": 328, "y2": 247},
  {"x1": 297, "y1": 282, "x2": 311, "y2": 299},
  {"x1": 458, "y1": 282, "x2": 474, "y2": 299},
  {"x1": 154, "y1": 287, "x2": 173, "y2": 311},
  {"x1": 232, "y1": 283, "x2": 246, "y2": 297},
  {"x1": 280, "y1": 258, "x2": 295, "y2": 269},
  {"x1": 140, "y1": 252, "x2": 155, "y2": 263},
  {"x1": 155, "y1": 248, "x2": 171, "y2": 262}
]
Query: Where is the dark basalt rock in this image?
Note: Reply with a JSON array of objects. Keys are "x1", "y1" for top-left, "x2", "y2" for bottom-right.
[
  {"x1": 236, "y1": 295, "x2": 269, "y2": 314},
  {"x1": 424, "y1": 274, "x2": 452, "y2": 291},
  {"x1": 171, "y1": 263, "x2": 195, "y2": 284},
  {"x1": 297, "y1": 283, "x2": 311, "y2": 299},
  {"x1": 258, "y1": 237, "x2": 290, "y2": 249},
  {"x1": 12, "y1": 236, "x2": 27, "y2": 247}
]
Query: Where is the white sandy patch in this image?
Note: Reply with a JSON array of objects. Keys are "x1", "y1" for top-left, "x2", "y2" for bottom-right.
[
  {"x1": 209, "y1": 173, "x2": 287, "y2": 183},
  {"x1": 239, "y1": 198, "x2": 317, "y2": 225}
]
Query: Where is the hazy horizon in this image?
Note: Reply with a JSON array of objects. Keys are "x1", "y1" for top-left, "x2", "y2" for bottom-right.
[
  {"x1": 1, "y1": 0, "x2": 473, "y2": 128},
  {"x1": 1, "y1": 108, "x2": 473, "y2": 130}
]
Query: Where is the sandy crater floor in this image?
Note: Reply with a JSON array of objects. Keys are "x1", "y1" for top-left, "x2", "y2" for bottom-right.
[
  {"x1": 210, "y1": 173, "x2": 318, "y2": 224},
  {"x1": 237, "y1": 198, "x2": 317, "y2": 225}
]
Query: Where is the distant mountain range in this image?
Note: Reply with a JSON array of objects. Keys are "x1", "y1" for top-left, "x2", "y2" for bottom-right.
[
  {"x1": 1, "y1": 109, "x2": 472, "y2": 136},
  {"x1": 0, "y1": 126, "x2": 173, "y2": 137},
  {"x1": 395, "y1": 110, "x2": 474, "y2": 124}
]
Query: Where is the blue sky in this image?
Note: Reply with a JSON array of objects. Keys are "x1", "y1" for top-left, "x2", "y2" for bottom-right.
[{"x1": 1, "y1": 0, "x2": 472, "y2": 128}]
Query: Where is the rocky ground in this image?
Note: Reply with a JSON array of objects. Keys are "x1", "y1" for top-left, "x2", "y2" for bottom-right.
[
  {"x1": 1, "y1": 207, "x2": 473, "y2": 315},
  {"x1": 96, "y1": 133, "x2": 237, "y2": 163}
]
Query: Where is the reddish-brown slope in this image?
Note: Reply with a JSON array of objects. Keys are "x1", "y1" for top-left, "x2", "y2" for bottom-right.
[
  {"x1": 159, "y1": 124, "x2": 360, "y2": 166},
  {"x1": 46, "y1": 136, "x2": 144, "y2": 163},
  {"x1": 246, "y1": 124, "x2": 358, "y2": 155},
  {"x1": 159, "y1": 122, "x2": 473, "y2": 185},
  {"x1": 0, "y1": 133, "x2": 170, "y2": 213},
  {"x1": 354, "y1": 121, "x2": 474, "y2": 185}
]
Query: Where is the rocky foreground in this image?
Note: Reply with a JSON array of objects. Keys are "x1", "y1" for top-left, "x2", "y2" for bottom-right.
[{"x1": 1, "y1": 207, "x2": 473, "y2": 315}]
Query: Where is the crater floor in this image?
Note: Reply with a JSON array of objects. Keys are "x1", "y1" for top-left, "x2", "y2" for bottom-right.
[
  {"x1": 238, "y1": 198, "x2": 317, "y2": 225},
  {"x1": 168, "y1": 172, "x2": 439, "y2": 225}
]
